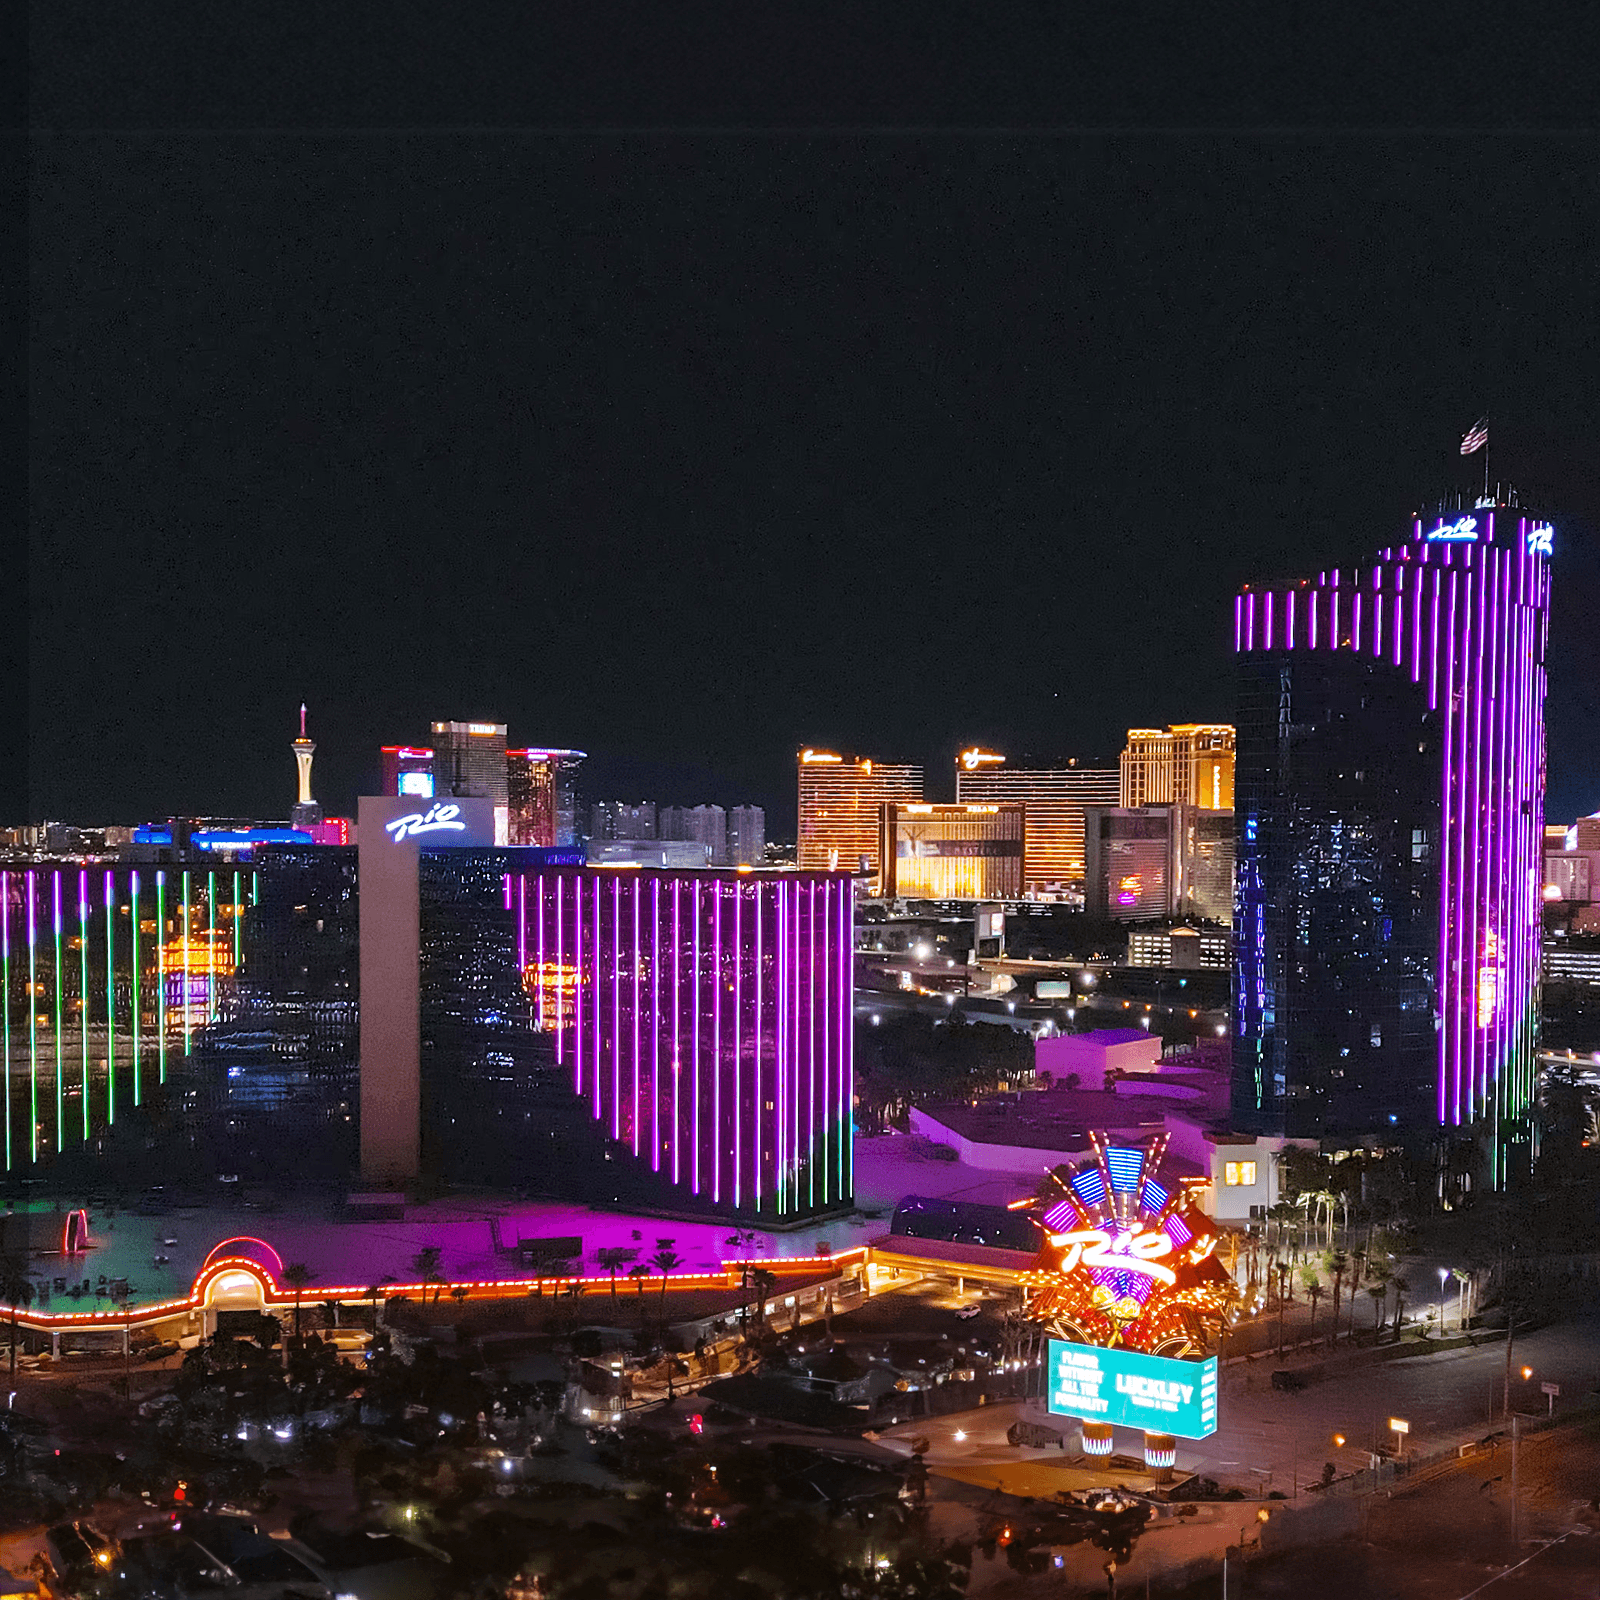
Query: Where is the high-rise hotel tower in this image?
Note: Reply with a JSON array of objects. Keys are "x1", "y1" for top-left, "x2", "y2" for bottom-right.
[{"x1": 1233, "y1": 502, "x2": 1552, "y2": 1186}]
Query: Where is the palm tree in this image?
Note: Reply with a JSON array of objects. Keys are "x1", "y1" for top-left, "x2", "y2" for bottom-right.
[
  {"x1": 650, "y1": 1245, "x2": 684, "y2": 1305},
  {"x1": 321, "y1": 1297, "x2": 340, "y2": 1332},
  {"x1": 280, "y1": 1262, "x2": 313, "y2": 1341},
  {"x1": 1366, "y1": 1282, "x2": 1386, "y2": 1340},
  {"x1": 1389, "y1": 1274, "x2": 1410, "y2": 1342},
  {"x1": 450, "y1": 1286, "x2": 470, "y2": 1308},
  {"x1": 1324, "y1": 1250, "x2": 1349, "y2": 1349},
  {"x1": 594, "y1": 1247, "x2": 637, "y2": 1299},
  {"x1": 1, "y1": 1255, "x2": 35, "y2": 1384},
  {"x1": 1300, "y1": 1269, "x2": 1323, "y2": 1338},
  {"x1": 626, "y1": 1262, "x2": 652, "y2": 1322},
  {"x1": 727, "y1": 1228, "x2": 760, "y2": 1334},
  {"x1": 410, "y1": 1246, "x2": 446, "y2": 1304},
  {"x1": 1346, "y1": 1248, "x2": 1367, "y2": 1340}
]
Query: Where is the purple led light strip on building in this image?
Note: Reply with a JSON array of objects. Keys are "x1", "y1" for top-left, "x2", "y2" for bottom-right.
[{"x1": 1236, "y1": 518, "x2": 1549, "y2": 1142}]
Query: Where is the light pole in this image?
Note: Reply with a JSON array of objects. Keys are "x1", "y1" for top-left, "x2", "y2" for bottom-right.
[{"x1": 1437, "y1": 1267, "x2": 1450, "y2": 1335}]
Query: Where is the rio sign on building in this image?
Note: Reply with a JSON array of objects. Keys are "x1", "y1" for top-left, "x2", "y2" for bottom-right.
[{"x1": 1047, "y1": 1339, "x2": 1218, "y2": 1438}]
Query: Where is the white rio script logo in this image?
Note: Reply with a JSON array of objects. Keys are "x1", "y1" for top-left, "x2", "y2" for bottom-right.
[
  {"x1": 385, "y1": 802, "x2": 468, "y2": 842},
  {"x1": 1048, "y1": 1227, "x2": 1178, "y2": 1288}
]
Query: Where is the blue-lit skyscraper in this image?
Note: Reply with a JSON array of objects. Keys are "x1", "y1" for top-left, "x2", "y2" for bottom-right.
[{"x1": 1233, "y1": 504, "x2": 1551, "y2": 1189}]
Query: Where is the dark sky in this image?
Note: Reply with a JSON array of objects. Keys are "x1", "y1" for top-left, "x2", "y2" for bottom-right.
[{"x1": 27, "y1": 109, "x2": 1600, "y2": 831}]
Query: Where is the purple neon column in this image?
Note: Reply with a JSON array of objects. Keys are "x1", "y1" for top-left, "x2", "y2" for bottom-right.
[
  {"x1": 692, "y1": 880, "x2": 702, "y2": 1195},
  {"x1": 673, "y1": 878, "x2": 681, "y2": 1186},
  {"x1": 651, "y1": 877, "x2": 661, "y2": 1172},
  {"x1": 1, "y1": 871, "x2": 8, "y2": 1171},
  {"x1": 754, "y1": 881, "x2": 764, "y2": 1209},
  {"x1": 732, "y1": 883, "x2": 741, "y2": 1207},
  {"x1": 793, "y1": 883, "x2": 806, "y2": 1203},
  {"x1": 776, "y1": 880, "x2": 787, "y2": 1214},
  {"x1": 573, "y1": 873, "x2": 583, "y2": 1093},
  {"x1": 631, "y1": 877, "x2": 640, "y2": 1154},
  {"x1": 594, "y1": 876, "x2": 603, "y2": 1120}
]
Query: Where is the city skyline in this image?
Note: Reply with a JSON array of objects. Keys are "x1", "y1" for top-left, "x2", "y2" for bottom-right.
[{"x1": 25, "y1": 137, "x2": 1600, "y2": 835}]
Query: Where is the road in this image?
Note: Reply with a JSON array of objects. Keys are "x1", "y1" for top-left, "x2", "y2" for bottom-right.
[
  {"x1": 1207, "y1": 1412, "x2": 1600, "y2": 1600},
  {"x1": 872, "y1": 1315, "x2": 1600, "y2": 1502}
]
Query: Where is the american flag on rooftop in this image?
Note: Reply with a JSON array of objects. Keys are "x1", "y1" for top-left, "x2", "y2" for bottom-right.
[{"x1": 1460, "y1": 416, "x2": 1488, "y2": 455}]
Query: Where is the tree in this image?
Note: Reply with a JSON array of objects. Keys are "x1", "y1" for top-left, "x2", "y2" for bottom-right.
[
  {"x1": 1300, "y1": 1269, "x2": 1323, "y2": 1335},
  {"x1": 280, "y1": 1262, "x2": 313, "y2": 1341},
  {"x1": 1324, "y1": 1250, "x2": 1349, "y2": 1349},
  {"x1": 650, "y1": 1245, "x2": 684, "y2": 1305},
  {"x1": 1389, "y1": 1274, "x2": 1410, "y2": 1342},
  {"x1": 727, "y1": 1229, "x2": 761, "y2": 1335},
  {"x1": 410, "y1": 1246, "x2": 446, "y2": 1304},
  {"x1": 1366, "y1": 1281, "x2": 1386, "y2": 1340},
  {"x1": 1346, "y1": 1248, "x2": 1367, "y2": 1341},
  {"x1": 0, "y1": 1255, "x2": 34, "y2": 1384},
  {"x1": 594, "y1": 1247, "x2": 637, "y2": 1299},
  {"x1": 626, "y1": 1262, "x2": 653, "y2": 1322}
]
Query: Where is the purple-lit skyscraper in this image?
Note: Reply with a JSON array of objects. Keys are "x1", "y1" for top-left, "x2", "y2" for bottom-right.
[
  {"x1": 1233, "y1": 504, "x2": 1552, "y2": 1191},
  {"x1": 509, "y1": 866, "x2": 854, "y2": 1220}
]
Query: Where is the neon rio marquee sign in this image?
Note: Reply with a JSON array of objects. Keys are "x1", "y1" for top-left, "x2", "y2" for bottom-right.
[
  {"x1": 1048, "y1": 1228, "x2": 1179, "y2": 1288},
  {"x1": 1425, "y1": 515, "x2": 1479, "y2": 542},
  {"x1": 385, "y1": 802, "x2": 468, "y2": 843}
]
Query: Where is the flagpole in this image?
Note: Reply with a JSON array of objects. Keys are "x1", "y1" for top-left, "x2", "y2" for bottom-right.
[{"x1": 1483, "y1": 414, "x2": 1490, "y2": 501}]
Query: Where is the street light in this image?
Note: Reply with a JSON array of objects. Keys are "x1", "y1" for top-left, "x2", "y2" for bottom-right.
[{"x1": 1438, "y1": 1266, "x2": 1450, "y2": 1334}]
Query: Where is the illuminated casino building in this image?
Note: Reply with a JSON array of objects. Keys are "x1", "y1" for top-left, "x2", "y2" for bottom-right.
[
  {"x1": 796, "y1": 750, "x2": 922, "y2": 879},
  {"x1": 432, "y1": 720, "x2": 509, "y2": 843},
  {"x1": 1120, "y1": 725, "x2": 1235, "y2": 811},
  {"x1": 507, "y1": 749, "x2": 585, "y2": 847},
  {"x1": 1022, "y1": 1132, "x2": 1236, "y2": 1357},
  {"x1": 381, "y1": 745, "x2": 436, "y2": 798},
  {"x1": 1, "y1": 863, "x2": 252, "y2": 1170},
  {"x1": 878, "y1": 803, "x2": 1025, "y2": 900},
  {"x1": 418, "y1": 851, "x2": 855, "y2": 1220},
  {"x1": 1233, "y1": 502, "x2": 1552, "y2": 1181},
  {"x1": 1083, "y1": 804, "x2": 1233, "y2": 923},
  {"x1": 953, "y1": 750, "x2": 1119, "y2": 897}
]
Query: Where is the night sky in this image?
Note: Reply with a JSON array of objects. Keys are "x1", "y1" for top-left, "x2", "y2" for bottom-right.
[{"x1": 26, "y1": 43, "x2": 1600, "y2": 833}]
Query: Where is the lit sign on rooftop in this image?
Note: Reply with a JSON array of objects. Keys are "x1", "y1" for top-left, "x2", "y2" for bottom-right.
[
  {"x1": 1425, "y1": 516, "x2": 1479, "y2": 542},
  {"x1": 960, "y1": 748, "x2": 1005, "y2": 770},
  {"x1": 384, "y1": 803, "x2": 468, "y2": 843},
  {"x1": 1527, "y1": 523, "x2": 1553, "y2": 556},
  {"x1": 1047, "y1": 1340, "x2": 1218, "y2": 1438}
]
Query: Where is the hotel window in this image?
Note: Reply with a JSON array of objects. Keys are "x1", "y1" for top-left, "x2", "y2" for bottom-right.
[{"x1": 1224, "y1": 1161, "x2": 1257, "y2": 1187}]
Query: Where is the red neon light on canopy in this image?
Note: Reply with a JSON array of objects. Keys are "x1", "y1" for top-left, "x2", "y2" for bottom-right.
[{"x1": 202, "y1": 1236, "x2": 286, "y2": 1280}]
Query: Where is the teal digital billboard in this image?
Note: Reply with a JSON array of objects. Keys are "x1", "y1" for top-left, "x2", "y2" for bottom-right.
[{"x1": 1046, "y1": 1340, "x2": 1218, "y2": 1439}]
